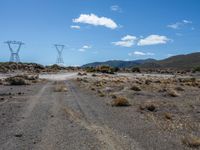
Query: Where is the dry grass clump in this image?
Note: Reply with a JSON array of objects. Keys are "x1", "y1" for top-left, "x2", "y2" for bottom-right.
[
  {"x1": 182, "y1": 135, "x2": 200, "y2": 148},
  {"x1": 54, "y1": 85, "x2": 68, "y2": 92},
  {"x1": 77, "y1": 72, "x2": 87, "y2": 76},
  {"x1": 139, "y1": 102, "x2": 158, "y2": 112},
  {"x1": 91, "y1": 73, "x2": 97, "y2": 77},
  {"x1": 167, "y1": 89, "x2": 180, "y2": 97},
  {"x1": 164, "y1": 112, "x2": 173, "y2": 120},
  {"x1": 111, "y1": 97, "x2": 130, "y2": 107},
  {"x1": 97, "y1": 90, "x2": 105, "y2": 97},
  {"x1": 81, "y1": 78, "x2": 89, "y2": 83},
  {"x1": 3, "y1": 74, "x2": 40, "y2": 86},
  {"x1": 130, "y1": 85, "x2": 141, "y2": 91},
  {"x1": 145, "y1": 79, "x2": 152, "y2": 85},
  {"x1": 5, "y1": 76, "x2": 29, "y2": 85}
]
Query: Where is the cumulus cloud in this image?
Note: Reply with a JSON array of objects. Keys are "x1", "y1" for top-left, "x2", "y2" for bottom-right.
[
  {"x1": 70, "y1": 25, "x2": 80, "y2": 29},
  {"x1": 112, "y1": 35, "x2": 137, "y2": 47},
  {"x1": 110, "y1": 5, "x2": 122, "y2": 12},
  {"x1": 167, "y1": 20, "x2": 192, "y2": 29},
  {"x1": 137, "y1": 35, "x2": 169, "y2": 46},
  {"x1": 128, "y1": 51, "x2": 155, "y2": 56},
  {"x1": 73, "y1": 13, "x2": 118, "y2": 29}
]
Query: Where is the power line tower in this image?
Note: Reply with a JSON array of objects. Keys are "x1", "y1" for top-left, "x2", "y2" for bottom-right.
[
  {"x1": 5, "y1": 41, "x2": 24, "y2": 63},
  {"x1": 55, "y1": 44, "x2": 65, "y2": 65}
]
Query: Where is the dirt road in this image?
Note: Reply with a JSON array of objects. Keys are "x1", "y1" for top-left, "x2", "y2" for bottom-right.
[
  {"x1": 1, "y1": 73, "x2": 198, "y2": 150},
  {"x1": 0, "y1": 75, "x2": 141, "y2": 150}
]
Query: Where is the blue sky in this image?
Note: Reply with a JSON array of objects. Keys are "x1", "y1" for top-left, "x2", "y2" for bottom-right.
[{"x1": 0, "y1": 0, "x2": 199, "y2": 66}]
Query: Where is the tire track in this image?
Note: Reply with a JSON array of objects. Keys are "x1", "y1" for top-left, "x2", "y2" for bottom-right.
[{"x1": 65, "y1": 81, "x2": 141, "y2": 150}]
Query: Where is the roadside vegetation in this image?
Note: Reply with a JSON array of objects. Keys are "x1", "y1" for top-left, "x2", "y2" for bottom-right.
[
  {"x1": 84, "y1": 65, "x2": 118, "y2": 74},
  {"x1": 76, "y1": 73, "x2": 200, "y2": 148}
]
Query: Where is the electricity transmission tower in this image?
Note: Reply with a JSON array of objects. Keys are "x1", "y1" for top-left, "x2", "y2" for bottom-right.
[
  {"x1": 55, "y1": 44, "x2": 65, "y2": 65},
  {"x1": 5, "y1": 41, "x2": 24, "y2": 63}
]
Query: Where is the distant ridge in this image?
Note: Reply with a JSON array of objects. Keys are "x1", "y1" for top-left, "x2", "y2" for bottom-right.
[
  {"x1": 82, "y1": 59, "x2": 156, "y2": 68},
  {"x1": 82, "y1": 52, "x2": 200, "y2": 69}
]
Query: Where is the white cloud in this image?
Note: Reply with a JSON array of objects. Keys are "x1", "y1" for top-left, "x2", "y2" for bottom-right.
[
  {"x1": 70, "y1": 25, "x2": 80, "y2": 29},
  {"x1": 137, "y1": 35, "x2": 169, "y2": 46},
  {"x1": 112, "y1": 35, "x2": 137, "y2": 47},
  {"x1": 73, "y1": 13, "x2": 118, "y2": 29},
  {"x1": 82, "y1": 45, "x2": 92, "y2": 49},
  {"x1": 183, "y1": 20, "x2": 192, "y2": 24},
  {"x1": 78, "y1": 45, "x2": 92, "y2": 52},
  {"x1": 128, "y1": 51, "x2": 155, "y2": 56},
  {"x1": 167, "y1": 23, "x2": 182, "y2": 29},
  {"x1": 167, "y1": 20, "x2": 192, "y2": 29},
  {"x1": 110, "y1": 5, "x2": 122, "y2": 12}
]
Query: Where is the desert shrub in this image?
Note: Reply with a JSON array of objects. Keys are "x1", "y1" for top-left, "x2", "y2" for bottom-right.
[
  {"x1": 130, "y1": 85, "x2": 141, "y2": 91},
  {"x1": 96, "y1": 65, "x2": 115, "y2": 74},
  {"x1": 15, "y1": 74, "x2": 38, "y2": 81},
  {"x1": 77, "y1": 72, "x2": 87, "y2": 76},
  {"x1": 84, "y1": 66, "x2": 116, "y2": 74},
  {"x1": 131, "y1": 67, "x2": 141, "y2": 73},
  {"x1": 84, "y1": 67, "x2": 96, "y2": 73},
  {"x1": 145, "y1": 79, "x2": 152, "y2": 85},
  {"x1": 97, "y1": 90, "x2": 105, "y2": 97},
  {"x1": 99, "y1": 92, "x2": 105, "y2": 97},
  {"x1": 182, "y1": 135, "x2": 200, "y2": 148},
  {"x1": 5, "y1": 76, "x2": 28, "y2": 85},
  {"x1": 179, "y1": 77, "x2": 196, "y2": 83},
  {"x1": 111, "y1": 97, "x2": 130, "y2": 107},
  {"x1": 113, "y1": 67, "x2": 120, "y2": 72},
  {"x1": 175, "y1": 86, "x2": 184, "y2": 91},
  {"x1": 48, "y1": 64, "x2": 64, "y2": 70},
  {"x1": 54, "y1": 85, "x2": 68, "y2": 92},
  {"x1": 167, "y1": 89, "x2": 180, "y2": 97},
  {"x1": 26, "y1": 74, "x2": 39, "y2": 80},
  {"x1": 193, "y1": 66, "x2": 200, "y2": 73},
  {"x1": 139, "y1": 102, "x2": 157, "y2": 112},
  {"x1": 164, "y1": 112, "x2": 173, "y2": 120},
  {"x1": 91, "y1": 73, "x2": 97, "y2": 77}
]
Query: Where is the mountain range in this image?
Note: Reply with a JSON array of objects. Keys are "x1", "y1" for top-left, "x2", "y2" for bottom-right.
[{"x1": 82, "y1": 52, "x2": 200, "y2": 69}]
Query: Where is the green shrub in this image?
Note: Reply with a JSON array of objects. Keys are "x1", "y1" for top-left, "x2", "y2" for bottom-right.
[
  {"x1": 84, "y1": 65, "x2": 117, "y2": 74},
  {"x1": 193, "y1": 66, "x2": 200, "y2": 73},
  {"x1": 131, "y1": 67, "x2": 141, "y2": 73}
]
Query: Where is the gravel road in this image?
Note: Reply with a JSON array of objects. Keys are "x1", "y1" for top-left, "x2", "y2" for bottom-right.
[
  {"x1": 1, "y1": 73, "x2": 197, "y2": 150},
  {"x1": 0, "y1": 74, "x2": 142, "y2": 150}
]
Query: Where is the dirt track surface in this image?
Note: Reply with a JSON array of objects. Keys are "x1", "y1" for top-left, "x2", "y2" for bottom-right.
[
  {"x1": 0, "y1": 73, "x2": 200, "y2": 150},
  {"x1": 0, "y1": 78, "x2": 141, "y2": 150}
]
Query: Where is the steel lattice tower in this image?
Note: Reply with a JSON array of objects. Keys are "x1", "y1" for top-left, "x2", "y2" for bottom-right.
[
  {"x1": 5, "y1": 41, "x2": 24, "y2": 63},
  {"x1": 55, "y1": 44, "x2": 65, "y2": 65}
]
